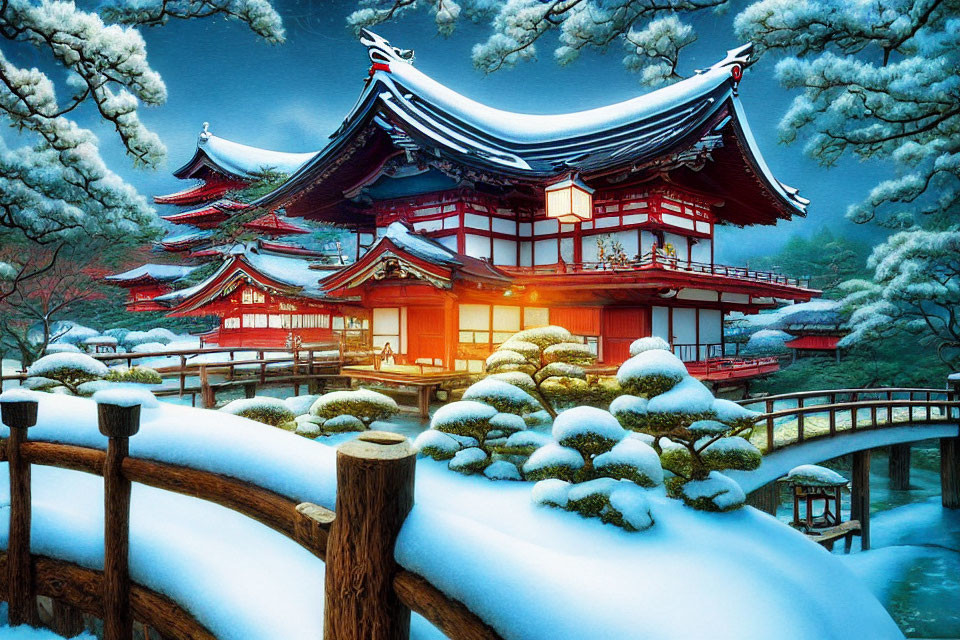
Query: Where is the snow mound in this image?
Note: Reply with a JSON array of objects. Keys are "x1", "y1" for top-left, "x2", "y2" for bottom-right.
[
  {"x1": 594, "y1": 438, "x2": 663, "y2": 487},
  {"x1": 45, "y1": 343, "x2": 82, "y2": 354},
  {"x1": 786, "y1": 464, "x2": 848, "y2": 487},
  {"x1": 531, "y1": 478, "x2": 572, "y2": 508},
  {"x1": 552, "y1": 406, "x2": 625, "y2": 445},
  {"x1": 743, "y1": 329, "x2": 791, "y2": 355},
  {"x1": 283, "y1": 394, "x2": 320, "y2": 416},
  {"x1": 483, "y1": 460, "x2": 521, "y2": 481},
  {"x1": 608, "y1": 484, "x2": 654, "y2": 531},
  {"x1": 84, "y1": 335, "x2": 118, "y2": 346},
  {"x1": 131, "y1": 342, "x2": 170, "y2": 353},
  {"x1": 628, "y1": 336, "x2": 670, "y2": 356},
  {"x1": 449, "y1": 447, "x2": 488, "y2": 473},
  {"x1": 0, "y1": 389, "x2": 44, "y2": 403},
  {"x1": 27, "y1": 353, "x2": 109, "y2": 380},
  {"x1": 92, "y1": 387, "x2": 159, "y2": 409},
  {"x1": 647, "y1": 376, "x2": 715, "y2": 415},
  {"x1": 680, "y1": 471, "x2": 745, "y2": 512}
]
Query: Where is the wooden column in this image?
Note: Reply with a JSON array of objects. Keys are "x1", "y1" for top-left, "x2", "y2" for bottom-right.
[
  {"x1": 941, "y1": 436, "x2": 960, "y2": 509},
  {"x1": 2, "y1": 398, "x2": 39, "y2": 626},
  {"x1": 888, "y1": 443, "x2": 911, "y2": 491},
  {"x1": 98, "y1": 401, "x2": 141, "y2": 640},
  {"x1": 324, "y1": 432, "x2": 416, "y2": 640},
  {"x1": 51, "y1": 599, "x2": 85, "y2": 637},
  {"x1": 851, "y1": 450, "x2": 871, "y2": 551}
]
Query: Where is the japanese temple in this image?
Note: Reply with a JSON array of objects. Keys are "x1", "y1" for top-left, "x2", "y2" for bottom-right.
[{"x1": 110, "y1": 30, "x2": 821, "y2": 382}]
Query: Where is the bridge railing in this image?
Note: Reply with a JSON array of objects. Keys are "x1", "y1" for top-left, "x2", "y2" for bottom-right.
[
  {"x1": 738, "y1": 387, "x2": 960, "y2": 452},
  {"x1": 0, "y1": 397, "x2": 501, "y2": 640}
]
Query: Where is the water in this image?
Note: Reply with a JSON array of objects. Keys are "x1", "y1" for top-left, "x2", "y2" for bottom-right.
[{"x1": 773, "y1": 443, "x2": 960, "y2": 638}]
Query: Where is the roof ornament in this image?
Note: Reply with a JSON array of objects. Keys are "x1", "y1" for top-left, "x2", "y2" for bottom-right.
[
  {"x1": 360, "y1": 29, "x2": 414, "y2": 76},
  {"x1": 199, "y1": 122, "x2": 211, "y2": 144},
  {"x1": 697, "y1": 42, "x2": 753, "y2": 95}
]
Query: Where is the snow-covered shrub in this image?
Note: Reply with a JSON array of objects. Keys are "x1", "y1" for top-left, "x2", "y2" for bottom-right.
[
  {"x1": 322, "y1": 414, "x2": 366, "y2": 432},
  {"x1": 309, "y1": 388, "x2": 398, "y2": 425},
  {"x1": 105, "y1": 366, "x2": 162, "y2": 385},
  {"x1": 413, "y1": 430, "x2": 462, "y2": 460},
  {"x1": 26, "y1": 353, "x2": 109, "y2": 394},
  {"x1": 543, "y1": 342, "x2": 595, "y2": 366},
  {"x1": 487, "y1": 371, "x2": 538, "y2": 395},
  {"x1": 533, "y1": 362, "x2": 585, "y2": 384},
  {"x1": 220, "y1": 397, "x2": 295, "y2": 427},
  {"x1": 496, "y1": 339, "x2": 540, "y2": 362},
  {"x1": 504, "y1": 326, "x2": 571, "y2": 349},
  {"x1": 742, "y1": 329, "x2": 791, "y2": 356},
  {"x1": 610, "y1": 341, "x2": 761, "y2": 512},
  {"x1": 131, "y1": 341, "x2": 169, "y2": 353},
  {"x1": 124, "y1": 330, "x2": 170, "y2": 348},
  {"x1": 103, "y1": 328, "x2": 130, "y2": 342},
  {"x1": 50, "y1": 322, "x2": 100, "y2": 345},
  {"x1": 430, "y1": 400, "x2": 499, "y2": 442},
  {"x1": 22, "y1": 376, "x2": 61, "y2": 391},
  {"x1": 629, "y1": 336, "x2": 671, "y2": 357},
  {"x1": 462, "y1": 378, "x2": 541, "y2": 415},
  {"x1": 483, "y1": 459, "x2": 522, "y2": 480},
  {"x1": 449, "y1": 447, "x2": 489, "y2": 473},
  {"x1": 525, "y1": 406, "x2": 662, "y2": 530},
  {"x1": 146, "y1": 327, "x2": 179, "y2": 342},
  {"x1": 785, "y1": 464, "x2": 848, "y2": 487},
  {"x1": 45, "y1": 343, "x2": 82, "y2": 354},
  {"x1": 498, "y1": 429, "x2": 551, "y2": 455},
  {"x1": 283, "y1": 394, "x2": 320, "y2": 416}
]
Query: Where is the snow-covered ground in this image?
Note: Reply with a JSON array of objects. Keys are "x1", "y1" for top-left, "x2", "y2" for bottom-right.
[{"x1": 0, "y1": 392, "x2": 902, "y2": 639}]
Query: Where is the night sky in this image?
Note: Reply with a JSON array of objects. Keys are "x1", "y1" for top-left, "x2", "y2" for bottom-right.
[{"x1": 58, "y1": 0, "x2": 889, "y2": 262}]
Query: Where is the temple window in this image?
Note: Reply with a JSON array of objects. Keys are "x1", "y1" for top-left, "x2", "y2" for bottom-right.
[
  {"x1": 459, "y1": 304, "x2": 490, "y2": 344},
  {"x1": 223, "y1": 317, "x2": 240, "y2": 330}
]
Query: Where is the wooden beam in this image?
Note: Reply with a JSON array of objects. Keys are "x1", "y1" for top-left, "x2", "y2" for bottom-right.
[
  {"x1": 394, "y1": 571, "x2": 503, "y2": 640},
  {"x1": 324, "y1": 432, "x2": 416, "y2": 640},
  {"x1": 888, "y1": 443, "x2": 911, "y2": 491},
  {"x1": 851, "y1": 450, "x2": 871, "y2": 551}
]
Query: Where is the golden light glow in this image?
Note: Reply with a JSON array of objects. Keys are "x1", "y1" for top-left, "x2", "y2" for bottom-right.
[{"x1": 545, "y1": 175, "x2": 595, "y2": 223}]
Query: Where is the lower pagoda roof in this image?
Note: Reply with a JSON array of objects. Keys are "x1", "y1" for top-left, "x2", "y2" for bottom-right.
[{"x1": 105, "y1": 264, "x2": 199, "y2": 286}]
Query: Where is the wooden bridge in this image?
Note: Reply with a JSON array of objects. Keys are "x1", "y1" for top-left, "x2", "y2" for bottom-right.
[
  {"x1": 0, "y1": 396, "x2": 503, "y2": 640},
  {"x1": 730, "y1": 382, "x2": 960, "y2": 550}
]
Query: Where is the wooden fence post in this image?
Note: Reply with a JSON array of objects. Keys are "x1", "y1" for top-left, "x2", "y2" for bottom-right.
[
  {"x1": 851, "y1": 449, "x2": 871, "y2": 550},
  {"x1": 1, "y1": 397, "x2": 39, "y2": 626},
  {"x1": 98, "y1": 401, "x2": 141, "y2": 640},
  {"x1": 324, "y1": 431, "x2": 416, "y2": 640},
  {"x1": 765, "y1": 399, "x2": 774, "y2": 452},
  {"x1": 199, "y1": 365, "x2": 214, "y2": 409}
]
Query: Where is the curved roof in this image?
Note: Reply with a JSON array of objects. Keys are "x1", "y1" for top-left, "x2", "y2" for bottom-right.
[
  {"x1": 255, "y1": 31, "x2": 807, "y2": 223},
  {"x1": 173, "y1": 125, "x2": 319, "y2": 180}
]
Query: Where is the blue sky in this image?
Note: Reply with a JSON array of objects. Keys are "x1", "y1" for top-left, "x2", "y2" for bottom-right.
[{"x1": 72, "y1": 0, "x2": 888, "y2": 262}]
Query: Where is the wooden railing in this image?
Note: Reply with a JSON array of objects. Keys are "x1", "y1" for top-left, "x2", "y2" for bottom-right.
[
  {"x1": 500, "y1": 251, "x2": 810, "y2": 288},
  {"x1": 739, "y1": 387, "x2": 960, "y2": 452},
  {"x1": 0, "y1": 398, "x2": 502, "y2": 640}
]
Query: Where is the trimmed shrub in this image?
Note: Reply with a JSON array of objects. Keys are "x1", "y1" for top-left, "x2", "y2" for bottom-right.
[
  {"x1": 220, "y1": 397, "x2": 295, "y2": 427},
  {"x1": 105, "y1": 366, "x2": 162, "y2": 385},
  {"x1": 309, "y1": 389, "x2": 398, "y2": 424}
]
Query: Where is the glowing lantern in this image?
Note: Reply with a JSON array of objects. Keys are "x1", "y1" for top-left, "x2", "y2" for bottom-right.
[{"x1": 545, "y1": 175, "x2": 594, "y2": 223}]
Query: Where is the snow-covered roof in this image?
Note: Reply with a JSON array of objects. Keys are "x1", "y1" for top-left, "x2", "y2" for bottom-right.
[
  {"x1": 173, "y1": 124, "x2": 319, "y2": 180},
  {"x1": 106, "y1": 264, "x2": 199, "y2": 283},
  {"x1": 255, "y1": 31, "x2": 807, "y2": 224}
]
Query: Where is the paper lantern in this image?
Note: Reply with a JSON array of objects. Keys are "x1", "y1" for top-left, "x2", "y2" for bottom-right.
[{"x1": 545, "y1": 175, "x2": 594, "y2": 223}]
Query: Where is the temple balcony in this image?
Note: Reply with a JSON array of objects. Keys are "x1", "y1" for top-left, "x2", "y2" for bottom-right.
[{"x1": 500, "y1": 251, "x2": 809, "y2": 290}]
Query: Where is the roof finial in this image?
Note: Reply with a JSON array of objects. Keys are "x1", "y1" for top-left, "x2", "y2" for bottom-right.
[
  {"x1": 360, "y1": 29, "x2": 415, "y2": 68},
  {"x1": 199, "y1": 122, "x2": 211, "y2": 143}
]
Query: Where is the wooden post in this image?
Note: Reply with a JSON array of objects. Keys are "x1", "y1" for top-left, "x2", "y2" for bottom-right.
[
  {"x1": 178, "y1": 355, "x2": 186, "y2": 397},
  {"x1": 51, "y1": 599, "x2": 85, "y2": 637},
  {"x1": 244, "y1": 382, "x2": 257, "y2": 399},
  {"x1": 941, "y1": 436, "x2": 960, "y2": 509},
  {"x1": 889, "y1": 443, "x2": 911, "y2": 491},
  {"x1": 851, "y1": 450, "x2": 871, "y2": 550},
  {"x1": 2, "y1": 398, "x2": 39, "y2": 626},
  {"x1": 200, "y1": 365, "x2": 214, "y2": 409},
  {"x1": 98, "y1": 401, "x2": 141, "y2": 640},
  {"x1": 765, "y1": 399, "x2": 774, "y2": 452},
  {"x1": 258, "y1": 350, "x2": 266, "y2": 384},
  {"x1": 324, "y1": 432, "x2": 416, "y2": 640},
  {"x1": 828, "y1": 393, "x2": 836, "y2": 436},
  {"x1": 796, "y1": 397, "x2": 804, "y2": 443}
]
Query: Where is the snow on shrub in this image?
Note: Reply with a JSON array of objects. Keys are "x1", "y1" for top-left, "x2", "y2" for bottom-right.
[
  {"x1": 489, "y1": 412, "x2": 526, "y2": 434},
  {"x1": 742, "y1": 329, "x2": 791, "y2": 356},
  {"x1": 294, "y1": 420, "x2": 323, "y2": 439},
  {"x1": 606, "y1": 483, "x2": 654, "y2": 531},
  {"x1": 322, "y1": 414, "x2": 366, "y2": 433},
  {"x1": 617, "y1": 348, "x2": 688, "y2": 397},
  {"x1": 608, "y1": 343, "x2": 761, "y2": 512},
  {"x1": 283, "y1": 394, "x2": 320, "y2": 416},
  {"x1": 309, "y1": 388, "x2": 398, "y2": 425},
  {"x1": 414, "y1": 430, "x2": 462, "y2": 461},
  {"x1": 533, "y1": 362, "x2": 585, "y2": 384},
  {"x1": 496, "y1": 339, "x2": 540, "y2": 362},
  {"x1": 485, "y1": 350, "x2": 528, "y2": 372},
  {"x1": 45, "y1": 343, "x2": 82, "y2": 354},
  {"x1": 671, "y1": 471, "x2": 745, "y2": 512},
  {"x1": 430, "y1": 400, "x2": 499, "y2": 441},
  {"x1": 523, "y1": 443, "x2": 585, "y2": 482},
  {"x1": 505, "y1": 326, "x2": 572, "y2": 349},
  {"x1": 27, "y1": 353, "x2": 109, "y2": 393},
  {"x1": 531, "y1": 478, "x2": 572, "y2": 508},
  {"x1": 487, "y1": 371, "x2": 538, "y2": 395},
  {"x1": 609, "y1": 394, "x2": 648, "y2": 430},
  {"x1": 123, "y1": 330, "x2": 170, "y2": 348},
  {"x1": 22, "y1": 376, "x2": 61, "y2": 391},
  {"x1": 785, "y1": 464, "x2": 848, "y2": 487},
  {"x1": 462, "y1": 378, "x2": 541, "y2": 415},
  {"x1": 629, "y1": 336, "x2": 671, "y2": 357},
  {"x1": 146, "y1": 327, "x2": 179, "y2": 342},
  {"x1": 594, "y1": 438, "x2": 663, "y2": 488},
  {"x1": 497, "y1": 430, "x2": 551, "y2": 455},
  {"x1": 131, "y1": 342, "x2": 169, "y2": 353},
  {"x1": 449, "y1": 447, "x2": 489, "y2": 474},
  {"x1": 543, "y1": 342, "x2": 595, "y2": 366},
  {"x1": 220, "y1": 397, "x2": 295, "y2": 428},
  {"x1": 104, "y1": 366, "x2": 162, "y2": 385},
  {"x1": 50, "y1": 322, "x2": 100, "y2": 345},
  {"x1": 483, "y1": 460, "x2": 522, "y2": 481},
  {"x1": 552, "y1": 406, "x2": 625, "y2": 456}
]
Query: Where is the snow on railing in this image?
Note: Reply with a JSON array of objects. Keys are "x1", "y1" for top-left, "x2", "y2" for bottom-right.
[
  {"x1": 0, "y1": 395, "x2": 502, "y2": 640},
  {"x1": 500, "y1": 251, "x2": 811, "y2": 288}
]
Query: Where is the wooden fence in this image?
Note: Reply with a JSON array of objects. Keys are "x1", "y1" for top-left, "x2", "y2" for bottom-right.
[
  {"x1": 0, "y1": 398, "x2": 502, "y2": 640},
  {"x1": 740, "y1": 387, "x2": 960, "y2": 452}
]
